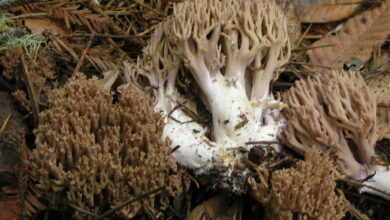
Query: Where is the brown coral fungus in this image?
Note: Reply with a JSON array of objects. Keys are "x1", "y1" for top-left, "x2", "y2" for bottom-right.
[
  {"x1": 249, "y1": 149, "x2": 347, "y2": 220},
  {"x1": 0, "y1": 47, "x2": 56, "y2": 111},
  {"x1": 30, "y1": 75, "x2": 182, "y2": 218},
  {"x1": 282, "y1": 70, "x2": 390, "y2": 201}
]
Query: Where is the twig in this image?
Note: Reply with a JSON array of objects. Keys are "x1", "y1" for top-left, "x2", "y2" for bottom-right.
[
  {"x1": 20, "y1": 51, "x2": 40, "y2": 126},
  {"x1": 0, "y1": 114, "x2": 12, "y2": 136},
  {"x1": 266, "y1": 157, "x2": 293, "y2": 169},
  {"x1": 364, "y1": 56, "x2": 390, "y2": 79},
  {"x1": 51, "y1": 37, "x2": 79, "y2": 61},
  {"x1": 86, "y1": 2, "x2": 142, "y2": 46},
  {"x1": 339, "y1": 177, "x2": 390, "y2": 204},
  {"x1": 10, "y1": 10, "x2": 139, "y2": 20},
  {"x1": 143, "y1": 206, "x2": 158, "y2": 220},
  {"x1": 289, "y1": 61, "x2": 333, "y2": 69},
  {"x1": 337, "y1": 189, "x2": 370, "y2": 220},
  {"x1": 72, "y1": 32, "x2": 96, "y2": 77},
  {"x1": 171, "y1": 145, "x2": 181, "y2": 154},
  {"x1": 334, "y1": 0, "x2": 382, "y2": 5},
  {"x1": 245, "y1": 141, "x2": 279, "y2": 145},
  {"x1": 243, "y1": 158, "x2": 258, "y2": 169},
  {"x1": 341, "y1": 189, "x2": 390, "y2": 205},
  {"x1": 64, "y1": 200, "x2": 102, "y2": 219},
  {"x1": 131, "y1": 0, "x2": 166, "y2": 17},
  {"x1": 168, "y1": 105, "x2": 184, "y2": 123},
  {"x1": 378, "y1": 103, "x2": 390, "y2": 108},
  {"x1": 101, "y1": 52, "x2": 127, "y2": 86},
  {"x1": 62, "y1": 33, "x2": 150, "y2": 39},
  {"x1": 186, "y1": 174, "x2": 200, "y2": 189},
  {"x1": 96, "y1": 187, "x2": 165, "y2": 219},
  {"x1": 292, "y1": 44, "x2": 337, "y2": 52},
  {"x1": 18, "y1": 138, "x2": 25, "y2": 220},
  {"x1": 296, "y1": 23, "x2": 312, "y2": 46},
  {"x1": 0, "y1": 0, "x2": 49, "y2": 9}
]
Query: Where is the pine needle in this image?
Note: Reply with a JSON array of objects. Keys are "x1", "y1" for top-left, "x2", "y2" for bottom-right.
[{"x1": 0, "y1": 113, "x2": 12, "y2": 136}]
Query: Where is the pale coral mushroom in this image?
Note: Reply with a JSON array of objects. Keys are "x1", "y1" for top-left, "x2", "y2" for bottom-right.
[
  {"x1": 123, "y1": 0, "x2": 290, "y2": 191},
  {"x1": 282, "y1": 70, "x2": 390, "y2": 200}
]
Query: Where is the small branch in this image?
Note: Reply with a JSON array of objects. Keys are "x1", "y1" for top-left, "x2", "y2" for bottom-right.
[
  {"x1": 0, "y1": 114, "x2": 12, "y2": 136},
  {"x1": 10, "y1": 10, "x2": 139, "y2": 20},
  {"x1": 96, "y1": 187, "x2": 165, "y2": 219},
  {"x1": 131, "y1": 0, "x2": 166, "y2": 17},
  {"x1": 143, "y1": 206, "x2": 158, "y2": 220},
  {"x1": 20, "y1": 51, "x2": 40, "y2": 126},
  {"x1": 0, "y1": 0, "x2": 49, "y2": 9},
  {"x1": 341, "y1": 189, "x2": 390, "y2": 205},
  {"x1": 339, "y1": 177, "x2": 390, "y2": 203},
  {"x1": 364, "y1": 56, "x2": 390, "y2": 79},
  {"x1": 72, "y1": 32, "x2": 95, "y2": 77},
  {"x1": 64, "y1": 200, "x2": 103, "y2": 219},
  {"x1": 377, "y1": 103, "x2": 390, "y2": 108},
  {"x1": 292, "y1": 44, "x2": 337, "y2": 52},
  {"x1": 288, "y1": 61, "x2": 333, "y2": 69},
  {"x1": 245, "y1": 141, "x2": 279, "y2": 145},
  {"x1": 334, "y1": 0, "x2": 382, "y2": 5},
  {"x1": 337, "y1": 189, "x2": 370, "y2": 220},
  {"x1": 86, "y1": 2, "x2": 142, "y2": 46},
  {"x1": 62, "y1": 33, "x2": 150, "y2": 39},
  {"x1": 18, "y1": 137, "x2": 26, "y2": 220},
  {"x1": 101, "y1": 52, "x2": 127, "y2": 87}
]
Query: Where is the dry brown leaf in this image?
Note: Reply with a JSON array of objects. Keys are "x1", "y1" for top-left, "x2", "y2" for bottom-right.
[
  {"x1": 294, "y1": 0, "x2": 360, "y2": 23},
  {"x1": 307, "y1": 0, "x2": 390, "y2": 70},
  {"x1": 25, "y1": 17, "x2": 69, "y2": 36},
  {"x1": 188, "y1": 194, "x2": 242, "y2": 220},
  {"x1": 367, "y1": 73, "x2": 390, "y2": 140}
]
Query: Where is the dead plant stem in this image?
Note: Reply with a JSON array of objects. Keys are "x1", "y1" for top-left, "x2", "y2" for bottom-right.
[
  {"x1": 131, "y1": 0, "x2": 166, "y2": 17},
  {"x1": 20, "y1": 51, "x2": 40, "y2": 126},
  {"x1": 96, "y1": 186, "x2": 165, "y2": 219},
  {"x1": 72, "y1": 32, "x2": 96, "y2": 77}
]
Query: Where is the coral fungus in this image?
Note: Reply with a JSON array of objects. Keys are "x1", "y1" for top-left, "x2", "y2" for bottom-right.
[
  {"x1": 124, "y1": 0, "x2": 290, "y2": 191},
  {"x1": 30, "y1": 75, "x2": 181, "y2": 218},
  {"x1": 249, "y1": 149, "x2": 347, "y2": 220},
  {"x1": 282, "y1": 70, "x2": 390, "y2": 200}
]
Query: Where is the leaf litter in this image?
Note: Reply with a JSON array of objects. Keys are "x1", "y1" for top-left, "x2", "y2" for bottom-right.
[{"x1": 0, "y1": 0, "x2": 390, "y2": 219}]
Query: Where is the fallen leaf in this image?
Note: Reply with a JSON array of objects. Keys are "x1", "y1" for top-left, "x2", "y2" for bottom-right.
[
  {"x1": 307, "y1": 0, "x2": 390, "y2": 70},
  {"x1": 188, "y1": 194, "x2": 242, "y2": 220},
  {"x1": 24, "y1": 17, "x2": 69, "y2": 37},
  {"x1": 367, "y1": 73, "x2": 390, "y2": 140},
  {"x1": 294, "y1": 0, "x2": 360, "y2": 23}
]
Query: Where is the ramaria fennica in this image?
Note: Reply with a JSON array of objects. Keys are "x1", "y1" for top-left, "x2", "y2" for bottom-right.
[
  {"x1": 122, "y1": 0, "x2": 290, "y2": 190},
  {"x1": 282, "y1": 70, "x2": 390, "y2": 201}
]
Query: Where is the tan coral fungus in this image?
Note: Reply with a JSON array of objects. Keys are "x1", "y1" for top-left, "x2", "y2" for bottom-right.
[
  {"x1": 282, "y1": 70, "x2": 390, "y2": 201},
  {"x1": 30, "y1": 75, "x2": 181, "y2": 219},
  {"x1": 0, "y1": 47, "x2": 56, "y2": 111},
  {"x1": 249, "y1": 149, "x2": 347, "y2": 220}
]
